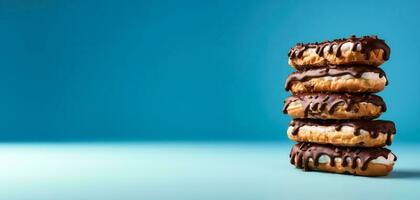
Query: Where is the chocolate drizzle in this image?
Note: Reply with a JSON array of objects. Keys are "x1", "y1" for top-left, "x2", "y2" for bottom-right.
[
  {"x1": 283, "y1": 93, "x2": 386, "y2": 118},
  {"x1": 288, "y1": 35, "x2": 390, "y2": 62},
  {"x1": 289, "y1": 119, "x2": 396, "y2": 145},
  {"x1": 285, "y1": 65, "x2": 388, "y2": 91},
  {"x1": 289, "y1": 143, "x2": 396, "y2": 171}
]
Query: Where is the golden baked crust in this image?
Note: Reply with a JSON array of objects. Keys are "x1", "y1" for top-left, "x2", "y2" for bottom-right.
[
  {"x1": 289, "y1": 49, "x2": 386, "y2": 69},
  {"x1": 287, "y1": 126, "x2": 393, "y2": 147},
  {"x1": 285, "y1": 101, "x2": 383, "y2": 119},
  {"x1": 291, "y1": 156, "x2": 393, "y2": 176},
  {"x1": 288, "y1": 77, "x2": 386, "y2": 94}
]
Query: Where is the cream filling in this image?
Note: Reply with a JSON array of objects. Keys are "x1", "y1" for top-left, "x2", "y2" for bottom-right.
[
  {"x1": 304, "y1": 42, "x2": 362, "y2": 56},
  {"x1": 371, "y1": 153, "x2": 396, "y2": 165},
  {"x1": 319, "y1": 72, "x2": 386, "y2": 82}
]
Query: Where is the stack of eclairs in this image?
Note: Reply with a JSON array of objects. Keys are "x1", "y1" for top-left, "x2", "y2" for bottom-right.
[{"x1": 283, "y1": 35, "x2": 396, "y2": 176}]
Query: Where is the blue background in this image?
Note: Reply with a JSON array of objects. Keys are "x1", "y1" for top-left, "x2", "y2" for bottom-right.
[{"x1": 0, "y1": 0, "x2": 417, "y2": 141}]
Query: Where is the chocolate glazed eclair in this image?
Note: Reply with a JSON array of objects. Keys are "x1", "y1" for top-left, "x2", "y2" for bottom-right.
[
  {"x1": 288, "y1": 35, "x2": 390, "y2": 69},
  {"x1": 283, "y1": 93, "x2": 386, "y2": 120},
  {"x1": 285, "y1": 65, "x2": 388, "y2": 94},
  {"x1": 289, "y1": 143, "x2": 396, "y2": 176},
  {"x1": 287, "y1": 119, "x2": 396, "y2": 147}
]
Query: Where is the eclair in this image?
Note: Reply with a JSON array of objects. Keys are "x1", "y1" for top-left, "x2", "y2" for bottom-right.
[
  {"x1": 285, "y1": 65, "x2": 387, "y2": 94},
  {"x1": 288, "y1": 35, "x2": 390, "y2": 69},
  {"x1": 283, "y1": 93, "x2": 386, "y2": 119},
  {"x1": 287, "y1": 119, "x2": 396, "y2": 147},
  {"x1": 289, "y1": 143, "x2": 396, "y2": 176}
]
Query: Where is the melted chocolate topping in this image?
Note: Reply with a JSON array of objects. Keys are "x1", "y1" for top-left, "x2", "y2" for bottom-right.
[
  {"x1": 283, "y1": 93, "x2": 386, "y2": 118},
  {"x1": 289, "y1": 119, "x2": 396, "y2": 145},
  {"x1": 289, "y1": 143, "x2": 396, "y2": 171},
  {"x1": 288, "y1": 35, "x2": 390, "y2": 62},
  {"x1": 285, "y1": 65, "x2": 388, "y2": 91}
]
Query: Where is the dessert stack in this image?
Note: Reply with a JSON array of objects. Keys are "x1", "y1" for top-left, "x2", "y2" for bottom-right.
[{"x1": 283, "y1": 35, "x2": 396, "y2": 176}]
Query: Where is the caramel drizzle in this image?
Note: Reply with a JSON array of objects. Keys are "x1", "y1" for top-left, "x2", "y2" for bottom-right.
[
  {"x1": 289, "y1": 143, "x2": 396, "y2": 171},
  {"x1": 283, "y1": 93, "x2": 386, "y2": 118},
  {"x1": 285, "y1": 65, "x2": 388, "y2": 91},
  {"x1": 288, "y1": 35, "x2": 390, "y2": 61},
  {"x1": 290, "y1": 119, "x2": 396, "y2": 145}
]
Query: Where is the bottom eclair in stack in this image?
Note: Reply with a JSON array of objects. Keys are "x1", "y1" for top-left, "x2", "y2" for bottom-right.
[{"x1": 289, "y1": 143, "x2": 396, "y2": 176}]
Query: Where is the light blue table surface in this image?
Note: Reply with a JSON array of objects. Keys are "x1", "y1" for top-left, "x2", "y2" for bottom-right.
[{"x1": 1, "y1": 142, "x2": 419, "y2": 200}]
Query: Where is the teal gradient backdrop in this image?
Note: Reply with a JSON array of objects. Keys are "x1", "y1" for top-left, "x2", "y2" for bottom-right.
[{"x1": 0, "y1": 0, "x2": 416, "y2": 141}]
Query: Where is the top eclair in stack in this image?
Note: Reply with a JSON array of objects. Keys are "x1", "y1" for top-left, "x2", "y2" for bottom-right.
[
  {"x1": 288, "y1": 35, "x2": 390, "y2": 70},
  {"x1": 283, "y1": 35, "x2": 395, "y2": 148}
]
